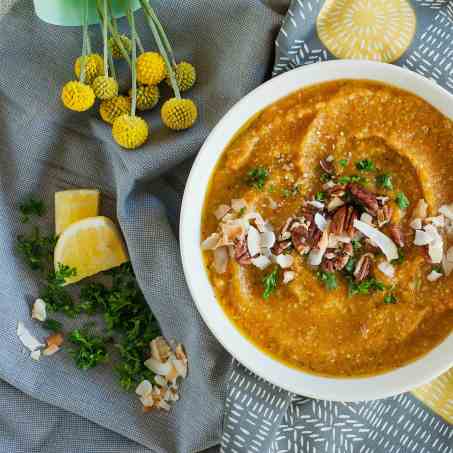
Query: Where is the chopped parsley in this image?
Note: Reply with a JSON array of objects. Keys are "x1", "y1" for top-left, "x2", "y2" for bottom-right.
[
  {"x1": 315, "y1": 191, "x2": 326, "y2": 201},
  {"x1": 338, "y1": 158, "x2": 348, "y2": 167},
  {"x1": 395, "y1": 192, "x2": 410, "y2": 209},
  {"x1": 344, "y1": 257, "x2": 356, "y2": 275},
  {"x1": 384, "y1": 294, "x2": 397, "y2": 304},
  {"x1": 317, "y1": 271, "x2": 338, "y2": 290},
  {"x1": 376, "y1": 173, "x2": 393, "y2": 190},
  {"x1": 69, "y1": 326, "x2": 110, "y2": 370},
  {"x1": 262, "y1": 268, "x2": 279, "y2": 299},
  {"x1": 282, "y1": 185, "x2": 300, "y2": 198},
  {"x1": 351, "y1": 240, "x2": 362, "y2": 252},
  {"x1": 238, "y1": 207, "x2": 246, "y2": 216},
  {"x1": 348, "y1": 277, "x2": 385, "y2": 296},
  {"x1": 41, "y1": 319, "x2": 63, "y2": 332},
  {"x1": 268, "y1": 184, "x2": 275, "y2": 194},
  {"x1": 320, "y1": 172, "x2": 332, "y2": 183},
  {"x1": 247, "y1": 167, "x2": 269, "y2": 190},
  {"x1": 356, "y1": 159, "x2": 375, "y2": 172},
  {"x1": 338, "y1": 174, "x2": 367, "y2": 185},
  {"x1": 17, "y1": 227, "x2": 57, "y2": 271},
  {"x1": 19, "y1": 197, "x2": 46, "y2": 223}
]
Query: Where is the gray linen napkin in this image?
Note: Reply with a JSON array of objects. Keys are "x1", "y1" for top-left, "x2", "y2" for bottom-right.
[{"x1": 0, "y1": 1, "x2": 281, "y2": 452}]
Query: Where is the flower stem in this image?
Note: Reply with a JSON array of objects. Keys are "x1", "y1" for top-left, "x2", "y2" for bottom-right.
[
  {"x1": 102, "y1": 0, "x2": 109, "y2": 76},
  {"x1": 142, "y1": 0, "x2": 176, "y2": 67},
  {"x1": 80, "y1": 0, "x2": 89, "y2": 84},
  {"x1": 108, "y1": 45, "x2": 117, "y2": 81},
  {"x1": 127, "y1": 2, "x2": 137, "y2": 116},
  {"x1": 139, "y1": 0, "x2": 180, "y2": 99}
]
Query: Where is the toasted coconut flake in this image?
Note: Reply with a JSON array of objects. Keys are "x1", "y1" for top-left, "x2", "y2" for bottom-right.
[
  {"x1": 214, "y1": 204, "x2": 231, "y2": 220},
  {"x1": 251, "y1": 255, "x2": 271, "y2": 270},
  {"x1": 327, "y1": 197, "x2": 345, "y2": 212},
  {"x1": 157, "y1": 399, "x2": 171, "y2": 411},
  {"x1": 410, "y1": 218, "x2": 422, "y2": 230},
  {"x1": 136, "y1": 380, "x2": 153, "y2": 396},
  {"x1": 428, "y1": 241, "x2": 444, "y2": 264},
  {"x1": 150, "y1": 337, "x2": 171, "y2": 362},
  {"x1": 267, "y1": 197, "x2": 278, "y2": 210},
  {"x1": 171, "y1": 358, "x2": 187, "y2": 379},
  {"x1": 44, "y1": 332, "x2": 64, "y2": 356},
  {"x1": 276, "y1": 254, "x2": 294, "y2": 269},
  {"x1": 17, "y1": 321, "x2": 44, "y2": 352},
  {"x1": 231, "y1": 198, "x2": 247, "y2": 212},
  {"x1": 427, "y1": 270, "x2": 443, "y2": 282},
  {"x1": 376, "y1": 196, "x2": 389, "y2": 205},
  {"x1": 378, "y1": 261, "x2": 395, "y2": 278},
  {"x1": 414, "y1": 229, "x2": 434, "y2": 246},
  {"x1": 353, "y1": 220, "x2": 398, "y2": 262},
  {"x1": 221, "y1": 221, "x2": 246, "y2": 244},
  {"x1": 144, "y1": 357, "x2": 173, "y2": 376},
  {"x1": 360, "y1": 212, "x2": 373, "y2": 225},
  {"x1": 426, "y1": 215, "x2": 445, "y2": 228},
  {"x1": 30, "y1": 350, "x2": 41, "y2": 361},
  {"x1": 314, "y1": 212, "x2": 328, "y2": 232},
  {"x1": 446, "y1": 247, "x2": 453, "y2": 262},
  {"x1": 247, "y1": 226, "x2": 261, "y2": 257},
  {"x1": 308, "y1": 230, "x2": 329, "y2": 266},
  {"x1": 439, "y1": 204, "x2": 453, "y2": 220},
  {"x1": 413, "y1": 199, "x2": 428, "y2": 219},
  {"x1": 283, "y1": 271, "x2": 295, "y2": 284},
  {"x1": 31, "y1": 299, "x2": 47, "y2": 322},
  {"x1": 201, "y1": 233, "x2": 220, "y2": 250},
  {"x1": 213, "y1": 246, "x2": 228, "y2": 273},
  {"x1": 43, "y1": 344, "x2": 60, "y2": 356},
  {"x1": 260, "y1": 231, "x2": 276, "y2": 249},
  {"x1": 306, "y1": 200, "x2": 325, "y2": 210},
  {"x1": 154, "y1": 375, "x2": 167, "y2": 387},
  {"x1": 323, "y1": 180, "x2": 336, "y2": 190}
]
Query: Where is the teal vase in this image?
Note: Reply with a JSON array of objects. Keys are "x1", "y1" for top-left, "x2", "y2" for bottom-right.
[{"x1": 33, "y1": 0, "x2": 141, "y2": 26}]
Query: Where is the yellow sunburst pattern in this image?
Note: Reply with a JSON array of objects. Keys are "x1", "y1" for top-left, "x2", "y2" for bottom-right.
[
  {"x1": 412, "y1": 368, "x2": 453, "y2": 424},
  {"x1": 317, "y1": 0, "x2": 416, "y2": 62}
]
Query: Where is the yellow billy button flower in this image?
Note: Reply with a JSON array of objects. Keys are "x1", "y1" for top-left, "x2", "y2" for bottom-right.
[
  {"x1": 161, "y1": 98, "x2": 198, "y2": 131},
  {"x1": 92, "y1": 76, "x2": 119, "y2": 100},
  {"x1": 74, "y1": 53, "x2": 104, "y2": 84},
  {"x1": 112, "y1": 114, "x2": 149, "y2": 149},
  {"x1": 61, "y1": 81, "x2": 95, "y2": 112},
  {"x1": 166, "y1": 61, "x2": 196, "y2": 92},
  {"x1": 108, "y1": 34, "x2": 132, "y2": 59},
  {"x1": 136, "y1": 52, "x2": 166, "y2": 85},
  {"x1": 99, "y1": 95, "x2": 131, "y2": 124},
  {"x1": 129, "y1": 85, "x2": 160, "y2": 111}
]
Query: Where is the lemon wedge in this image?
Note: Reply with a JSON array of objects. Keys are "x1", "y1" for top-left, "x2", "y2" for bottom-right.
[
  {"x1": 54, "y1": 216, "x2": 128, "y2": 285},
  {"x1": 55, "y1": 189, "x2": 101, "y2": 235}
]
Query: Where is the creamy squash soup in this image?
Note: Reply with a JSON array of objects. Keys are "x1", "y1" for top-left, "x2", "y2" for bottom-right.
[{"x1": 201, "y1": 80, "x2": 453, "y2": 377}]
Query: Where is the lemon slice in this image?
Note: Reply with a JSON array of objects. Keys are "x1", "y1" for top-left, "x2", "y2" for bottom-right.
[
  {"x1": 55, "y1": 189, "x2": 101, "y2": 235},
  {"x1": 54, "y1": 216, "x2": 128, "y2": 285}
]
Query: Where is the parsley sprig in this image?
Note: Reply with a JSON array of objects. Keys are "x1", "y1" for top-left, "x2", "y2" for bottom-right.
[
  {"x1": 262, "y1": 267, "x2": 279, "y2": 299},
  {"x1": 247, "y1": 167, "x2": 269, "y2": 190},
  {"x1": 19, "y1": 197, "x2": 46, "y2": 223},
  {"x1": 317, "y1": 271, "x2": 338, "y2": 290}
]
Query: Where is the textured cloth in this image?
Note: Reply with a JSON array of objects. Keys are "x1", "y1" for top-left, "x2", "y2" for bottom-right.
[
  {"x1": 221, "y1": 1, "x2": 453, "y2": 452},
  {"x1": 0, "y1": 1, "x2": 281, "y2": 452}
]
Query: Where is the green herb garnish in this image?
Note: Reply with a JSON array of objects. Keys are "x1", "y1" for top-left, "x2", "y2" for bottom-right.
[
  {"x1": 376, "y1": 173, "x2": 393, "y2": 190},
  {"x1": 320, "y1": 172, "x2": 332, "y2": 183},
  {"x1": 392, "y1": 249, "x2": 405, "y2": 265},
  {"x1": 356, "y1": 159, "x2": 375, "y2": 172},
  {"x1": 268, "y1": 184, "x2": 275, "y2": 194},
  {"x1": 384, "y1": 294, "x2": 397, "y2": 304},
  {"x1": 317, "y1": 271, "x2": 338, "y2": 290},
  {"x1": 69, "y1": 326, "x2": 110, "y2": 370},
  {"x1": 17, "y1": 228, "x2": 57, "y2": 271},
  {"x1": 338, "y1": 174, "x2": 367, "y2": 185},
  {"x1": 19, "y1": 197, "x2": 46, "y2": 223},
  {"x1": 262, "y1": 268, "x2": 279, "y2": 299},
  {"x1": 395, "y1": 192, "x2": 410, "y2": 209},
  {"x1": 348, "y1": 277, "x2": 385, "y2": 296},
  {"x1": 315, "y1": 191, "x2": 326, "y2": 201},
  {"x1": 41, "y1": 319, "x2": 63, "y2": 332},
  {"x1": 344, "y1": 257, "x2": 356, "y2": 275},
  {"x1": 238, "y1": 207, "x2": 246, "y2": 216},
  {"x1": 351, "y1": 240, "x2": 362, "y2": 252},
  {"x1": 247, "y1": 167, "x2": 269, "y2": 190},
  {"x1": 338, "y1": 159, "x2": 348, "y2": 167}
]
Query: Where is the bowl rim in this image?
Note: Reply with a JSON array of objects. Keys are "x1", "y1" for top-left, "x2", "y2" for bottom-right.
[{"x1": 180, "y1": 60, "x2": 453, "y2": 402}]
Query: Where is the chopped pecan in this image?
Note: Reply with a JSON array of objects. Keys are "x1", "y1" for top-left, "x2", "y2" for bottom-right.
[
  {"x1": 291, "y1": 226, "x2": 310, "y2": 255},
  {"x1": 320, "y1": 157, "x2": 335, "y2": 175},
  {"x1": 389, "y1": 224, "x2": 405, "y2": 247},
  {"x1": 348, "y1": 183, "x2": 379, "y2": 215},
  {"x1": 330, "y1": 205, "x2": 348, "y2": 236},
  {"x1": 326, "y1": 184, "x2": 346, "y2": 198},
  {"x1": 322, "y1": 242, "x2": 353, "y2": 272},
  {"x1": 271, "y1": 240, "x2": 292, "y2": 256},
  {"x1": 278, "y1": 217, "x2": 294, "y2": 241},
  {"x1": 233, "y1": 237, "x2": 252, "y2": 266},
  {"x1": 377, "y1": 205, "x2": 393, "y2": 227},
  {"x1": 344, "y1": 206, "x2": 358, "y2": 237},
  {"x1": 353, "y1": 253, "x2": 374, "y2": 282},
  {"x1": 327, "y1": 197, "x2": 345, "y2": 212}
]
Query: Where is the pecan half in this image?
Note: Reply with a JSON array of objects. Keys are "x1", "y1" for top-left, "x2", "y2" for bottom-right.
[
  {"x1": 348, "y1": 183, "x2": 379, "y2": 215},
  {"x1": 233, "y1": 237, "x2": 252, "y2": 266},
  {"x1": 353, "y1": 253, "x2": 374, "y2": 282},
  {"x1": 388, "y1": 224, "x2": 405, "y2": 247},
  {"x1": 271, "y1": 240, "x2": 292, "y2": 256},
  {"x1": 344, "y1": 206, "x2": 358, "y2": 237},
  {"x1": 330, "y1": 205, "x2": 348, "y2": 235},
  {"x1": 277, "y1": 217, "x2": 294, "y2": 241},
  {"x1": 291, "y1": 226, "x2": 311, "y2": 255},
  {"x1": 326, "y1": 184, "x2": 346, "y2": 198},
  {"x1": 377, "y1": 205, "x2": 393, "y2": 228},
  {"x1": 320, "y1": 157, "x2": 335, "y2": 175},
  {"x1": 322, "y1": 242, "x2": 353, "y2": 272}
]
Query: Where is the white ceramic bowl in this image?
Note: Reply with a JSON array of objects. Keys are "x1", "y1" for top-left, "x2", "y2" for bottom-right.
[{"x1": 180, "y1": 60, "x2": 453, "y2": 401}]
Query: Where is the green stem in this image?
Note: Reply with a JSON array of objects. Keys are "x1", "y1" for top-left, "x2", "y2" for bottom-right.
[
  {"x1": 143, "y1": 0, "x2": 176, "y2": 67},
  {"x1": 98, "y1": 1, "x2": 131, "y2": 66},
  {"x1": 127, "y1": 3, "x2": 137, "y2": 116},
  {"x1": 139, "y1": 0, "x2": 180, "y2": 98},
  {"x1": 80, "y1": 0, "x2": 89, "y2": 84},
  {"x1": 126, "y1": 8, "x2": 144, "y2": 54},
  {"x1": 108, "y1": 46, "x2": 117, "y2": 81},
  {"x1": 102, "y1": 0, "x2": 109, "y2": 76}
]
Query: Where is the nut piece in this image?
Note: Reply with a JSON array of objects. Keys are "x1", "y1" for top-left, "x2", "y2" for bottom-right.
[
  {"x1": 330, "y1": 205, "x2": 348, "y2": 236},
  {"x1": 271, "y1": 240, "x2": 292, "y2": 256},
  {"x1": 353, "y1": 253, "x2": 374, "y2": 282},
  {"x1": 348, "y1": 183, "x2": 379, "y2": 215},
  {"x1": 320, "y1": 157, "x2": 335, "y2": 175},
  {"x1": 322, "y1": 242, "x2": 353, "y2": 272},
  {"x1": 234, "y1": 237, "x2": 252, "y2": 266},
  {"x1": 389, "y1": 224, "x2": 405, "y2": 248},
  {"x1": 291, "y1": 225, "x2": 311, "y2": 255},
  {"x1": 377, "y1": 205, "x2": 393, "y2": 227}
]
